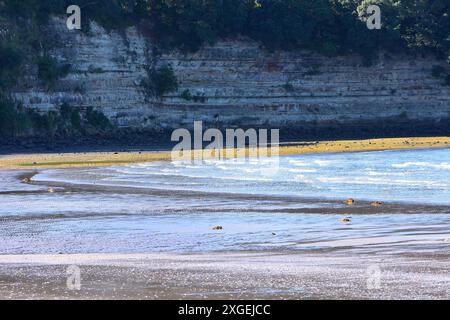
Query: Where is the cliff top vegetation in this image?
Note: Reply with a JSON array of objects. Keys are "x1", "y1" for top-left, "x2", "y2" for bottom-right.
[{"x1": 0, "y1": 0, "x2": 448, "y2": 59}]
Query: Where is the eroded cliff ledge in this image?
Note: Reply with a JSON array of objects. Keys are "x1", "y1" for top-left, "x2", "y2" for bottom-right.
[{"x1": 13, "y1": 19, "x2": 450, "y2": 135}]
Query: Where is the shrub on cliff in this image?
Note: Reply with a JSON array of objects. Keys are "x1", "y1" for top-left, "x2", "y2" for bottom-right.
[
  {"x1": 85, "y1": 107, "x2": 112, "y2": 131},
  {"x1": 180, "y1": 89, "x2": 193, "y2": 101},
  {"x1": 0, "y1": 44, "x2": 24, "y2": 89},
  {"x1": 58, "y1": 103, "x2": 83, "y2": 135},
  {"x1": 445, "y1": 75, "x2": 450, "y2": 86},
  {"x1": 0, "y1": 96, "x2": 32, "y2": 138},
  {"x1": 0, "y1": 96, "x2": 20, "y2": 137},
  {"x1": 37, "y1": 56, "x2": 71, "y2": 89},
  {"x1": 431, "y1": 65, "x2": 450, "y2": 86},
  {"x1": 0, "y1": 97, "x2": 114, "y2": 140},
  {"x1": 141, "y1": 65, "x2": 179, "y2": 98},
  {"x1": 432, "y1": 65, "x2": 446, "y2": 78}
]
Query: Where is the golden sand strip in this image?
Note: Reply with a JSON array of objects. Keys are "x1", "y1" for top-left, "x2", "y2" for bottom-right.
[{"x1": 0, "y1": 136, "x2": 449, "y2": 170}]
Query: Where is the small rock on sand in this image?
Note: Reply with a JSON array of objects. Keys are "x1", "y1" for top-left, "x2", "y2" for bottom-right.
[{"x1": 371, "y1": 201, "x2": 383, "y2": 207}]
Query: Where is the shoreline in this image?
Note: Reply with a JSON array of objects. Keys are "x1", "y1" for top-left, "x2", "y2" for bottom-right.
[
  {"x1": 1, "y1": 136, "x2": 449, "y2": 170},
  {"x1": 12, "y1": 169, "x2": 450, "y2": 209}
]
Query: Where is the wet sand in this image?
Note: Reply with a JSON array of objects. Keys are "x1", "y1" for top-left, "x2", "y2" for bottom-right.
[
  {"x1": 1, "y1": 170, "x2": 450, "y2": 299},
  {"x1": 1, "y1": 252, "x2": 449, "y2": 299},
  {"x1": 1, "y1": 137, "x2": 449, "y2": 170}
]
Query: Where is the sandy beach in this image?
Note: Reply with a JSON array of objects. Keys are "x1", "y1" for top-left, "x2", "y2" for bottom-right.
[{"x1": 1, "y1": 137, "x2": 450, "y2": 170}]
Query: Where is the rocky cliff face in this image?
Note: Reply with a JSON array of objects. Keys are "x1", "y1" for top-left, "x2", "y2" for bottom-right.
[{"x1": 13, "y1": 18, "x2": 450, "y2": 133}]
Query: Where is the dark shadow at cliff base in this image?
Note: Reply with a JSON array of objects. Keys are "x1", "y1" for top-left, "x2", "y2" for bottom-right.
[
  {"x1": 281, "y1": 117, "x2": 450, "y2": 142},
  {"x1": 1, "y1": 118, "x2": 449, "y2": 155}
]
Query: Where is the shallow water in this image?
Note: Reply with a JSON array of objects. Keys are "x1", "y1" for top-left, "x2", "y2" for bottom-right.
[
  {"x1": 1, "y1": 148, "x2": 450, "y2": 255},
  {"x1": 36, "y1": 148, "x2": 450, "y2": 204}
]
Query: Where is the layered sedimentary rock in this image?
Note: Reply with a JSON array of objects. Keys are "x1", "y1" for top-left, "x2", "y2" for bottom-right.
[{"x1": 13, "y1": 18, "x2": 450, "y2": 133}]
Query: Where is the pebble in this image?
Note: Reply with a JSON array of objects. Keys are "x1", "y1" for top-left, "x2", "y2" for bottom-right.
[{"x1": 371, "y1": 201, "x2": 383, "y2": 207}]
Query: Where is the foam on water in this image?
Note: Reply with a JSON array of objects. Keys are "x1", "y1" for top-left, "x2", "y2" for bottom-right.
[{"x1": 35, "y1": 147, "x2": 450, "y2": 205}]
